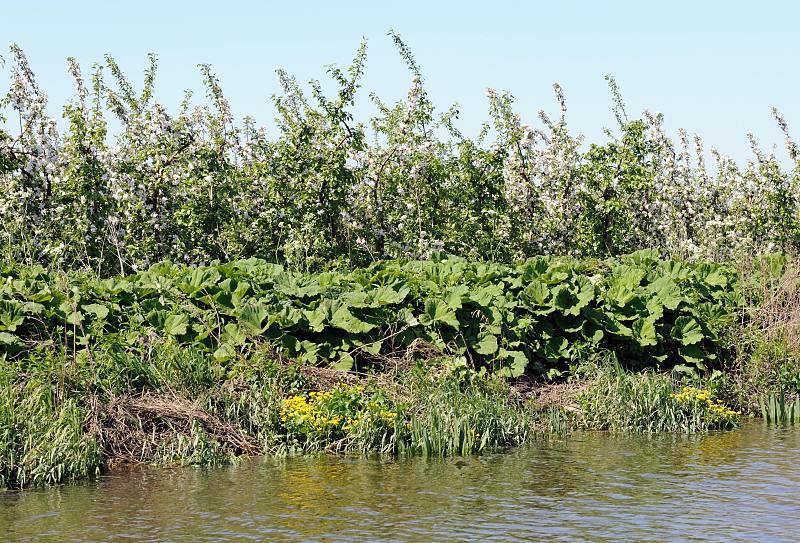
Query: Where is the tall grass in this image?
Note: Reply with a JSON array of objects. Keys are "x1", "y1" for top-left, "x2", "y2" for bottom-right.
[
  {"x1": 760, "y1": 392, "x2": 800, "y2": 424},
  {"x1": 730, "y1": 256, "x2": 800, "y2": 413},
  {"x1": 397, "y1": 368, "x2": 541, "y2": 457},
  {"x1": 577, "y1": 365, "x2": 739, "y2": 433},
  {"x1": 0, "y1": 337, "x2": 556, "y2": 488},
  {"x1": 0, "y1": 379, "x2": 102, "y2": 488}
]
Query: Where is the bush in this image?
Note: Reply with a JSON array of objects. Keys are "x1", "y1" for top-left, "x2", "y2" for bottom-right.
[
  {"x1": 0, "y1": 39, "x2": 798, "y2": 273},
  {"x1": 0, "y1": 251, "x2": 742, "y2": 378}
]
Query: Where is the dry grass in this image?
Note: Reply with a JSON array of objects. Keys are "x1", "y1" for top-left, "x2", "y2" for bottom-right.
[
  {"x1": 731, "y1": 256, "x2": 800, "y2": 411},
  {"x1": 508, "y1": 375, "x2": 588, "y2": 412},
  {"x1": 749, "y1": 262, "x2": 800, "y2": 352},
  {"x1": 90, "y1": 392, "x2": 261, "y2": 466}
]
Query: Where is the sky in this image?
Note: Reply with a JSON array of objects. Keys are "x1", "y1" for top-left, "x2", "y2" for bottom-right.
[{"x1": 2, "y1": 0, "x2": 799, "y2": 161}]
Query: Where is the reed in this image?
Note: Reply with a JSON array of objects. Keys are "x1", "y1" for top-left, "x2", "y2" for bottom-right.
[{"x1": 759, "y1": 392, "x2": 800, "y2": 424}]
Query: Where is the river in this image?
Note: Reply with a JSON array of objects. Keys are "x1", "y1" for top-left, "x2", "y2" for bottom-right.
[{"x1": 3, "y1": 422, "x2": 800, "y2": 542}]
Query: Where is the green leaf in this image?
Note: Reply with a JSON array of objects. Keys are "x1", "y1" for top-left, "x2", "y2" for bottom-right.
[
  {"x1": 647, "y1": 276, "x2": 682, "y2": 310},
  {"x1": 180, "y1": 267, "x2": 221, "y2": 295},
  {"x1": 0, "y1": 300, "x2": 26, "y2": 331},
  {"x1": 443, "y1": 285, "x2": 469, "y2": 310},
  {"x1": 0, "y1": 331, "x2": 23, "y2": 349},
  {"x1": 497, "y1": 349, "x2": 528, "y2": 377},
  {"x1": 581, "y1": 322, "x2": 604, "y2": 343},
  {"x1": 222, "y1": 323, "x2": 248, "y2": 345},
  {"x1": 329, "y1": 305, "x2": 376, "y2": 334},
  {"x1": 82, "y1": 303, "x2": 109, "y2": 321},
  {"x1": 671, "y1": 316, "x2": 704, "y2": 345},
  {"x1": 544, "y1": 336, "x2": 569, "y2": 359},
  {"x1": 164, "y1": 313, "x2": 189, "y2": 336},
  {"x1": 474, "y1": 334, "x2": 499, "y2": 356},
  {"x1": 213, "y1": 343, "x2": 236, "y2": 362},
  {"x1": 419, "y1": 299, "x2": 460, "y2": 329},
  {"x1": 632, "y1": 317, "x2": 657, "y2": 347},
  {"x1": 281, "y1": 333, "x2": 299, "y2": 352},
  {"x1": 679, "y1": 344, "x2": 705, "y2": 364},
  {"x1": 522, "y1": 280, "x2": 550, "y2": 306},
  {"x1": 704, "y1": 270, "x2": 728, "y2": 288},
  {"x1": 237, "y1": 302, "x2": 270, "y2": 334},
  {"x1": 356, "y1": 338, "x2": 383, "y2": 355},
  {"x1": 332, "y1": 352, "x2": 355, "y2": 371},
  {"x1": 367, "y1": 284, "x2": 409, "y2": 306},
  {"x1": 58, "y1": 300, "x2": 83, "y2": 326}
]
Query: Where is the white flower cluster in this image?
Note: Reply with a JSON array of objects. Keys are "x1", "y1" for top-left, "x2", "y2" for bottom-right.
[{"x1": 1, "y1": 41, "x2": 798, "y2": 274}]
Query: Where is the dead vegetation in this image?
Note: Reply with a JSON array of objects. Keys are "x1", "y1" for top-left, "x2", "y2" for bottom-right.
[
  {"x1": 88, "y1": 392, "x2": 260, "y2": 466},
  {"x1": 509, "y1": 375, "x2": 588, "y2": 412},
  {"x1": 731, "y1": 257, "x2": 800, "y2": 411}
]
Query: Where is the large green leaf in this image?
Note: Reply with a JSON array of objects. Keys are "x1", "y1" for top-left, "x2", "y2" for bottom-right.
[
  {"x1": 419, "y1": 299, "x2": 460, "y2": 329},
  {"x1": 82, "y1": 303, "x2": 109, "y2": 321},
  {"x1": 0, "y1": 300, "x2": 26, "y2": 331},
  {"x1": 164, "y1": 313, "x2": 190, "y2": 336},
  {"x1": 670, "y1": 316, "x2": 704, "y2": 345},
  {"x1": 180, "y1": 267, "x2": 221, "y2": 295},
  {"x1": 237, "y1": 302, "x2": 270, "y2": 334},
  {"x1": 679, "y1": 344, "x2": 706, "y2": 365},
  {"x1": 497, "y1": 349, "x2": 528, "y2": 377},
  {"x1": 366, "y1": 284, "x2": 409, "y2": 306},
  {"x1": 328, "y1": 305, "x2": 376, "y2": 334},
  {"x1": 474, "y1": 333, "x2": 499, "y2": 356},
  {"x1": 632, "y1": 317, "x2": 657, "y2": 347},
  {"x1": 0, "y1": 331, "x2": 23, "y2": 349},
  {"x1": 307, "y1": 299, "x2": 376, "y2": 334}
]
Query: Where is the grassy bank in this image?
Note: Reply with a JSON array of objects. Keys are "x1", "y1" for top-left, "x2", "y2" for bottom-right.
[
  {"x1": 0, "y1": 339, "x2": 554, "y2": 488},
  {"x1": 1, "y1": 336, "x2": 746, "y2": 490},
  {"x1": 4, "y1": 251, "x2": 791, "y2": 489}
]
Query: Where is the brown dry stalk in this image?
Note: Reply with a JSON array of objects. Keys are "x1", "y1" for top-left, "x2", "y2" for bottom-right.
[{"x1": 90, "y1": 391, "x2": 261, "y2": 465}]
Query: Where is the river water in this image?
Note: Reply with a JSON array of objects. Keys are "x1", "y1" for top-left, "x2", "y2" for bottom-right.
[{"x1": 2, "y1": 423, "x2": 800, "y2": 542}]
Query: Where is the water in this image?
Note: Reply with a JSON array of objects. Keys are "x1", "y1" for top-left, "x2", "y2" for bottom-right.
[{"x1": 3, "y1": 423, "x2": 800, "y2": 542}]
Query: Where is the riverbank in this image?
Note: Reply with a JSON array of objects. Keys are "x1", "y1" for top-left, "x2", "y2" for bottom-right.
[
  {"x1": 0, "y1": 252, "x2": 797, "y2": 488},
  {"x1": 0, "y1": 341, "x2": 743, "y2": 489}
]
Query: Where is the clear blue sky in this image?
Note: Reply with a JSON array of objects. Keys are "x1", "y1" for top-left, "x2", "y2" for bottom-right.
[{"x1": 3, "y1": 0, "x2": 798, "y2": 161}]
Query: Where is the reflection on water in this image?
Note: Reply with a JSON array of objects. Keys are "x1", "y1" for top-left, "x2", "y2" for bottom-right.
[{"x1": 3, "y1": 423, "x2": 800, "y2": 542}]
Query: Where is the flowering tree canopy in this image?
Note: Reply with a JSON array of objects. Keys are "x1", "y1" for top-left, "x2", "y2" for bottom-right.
[{"x1": 1, "y1": 35, "x2": 798, "y2": 274}]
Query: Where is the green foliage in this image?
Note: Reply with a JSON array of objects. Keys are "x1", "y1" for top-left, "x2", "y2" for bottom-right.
[
  {"x1": 0, "y1": 378, "x2": 102, "y2": 488},
  {"x1": 2, "y1": 41, "x2": 800, "y2": 273},
  {"x1": 279, "y1": 384, "x2": 400, "y2": 453},
  {"x1": 760, "y1": 392, "x2": 800, "y2": 425},
  {"x1": 0, "y1": 251, "x2": 742, "y2": 378},
  {"x1": 0, "y1": 332, "x2": 547, "y2": 488},
  {"x1": 398, "y1": 365, "x2": 538, "y2": 456},
  {"x1": 578, "y1": 364, "x2": 740, "y2": 433}
]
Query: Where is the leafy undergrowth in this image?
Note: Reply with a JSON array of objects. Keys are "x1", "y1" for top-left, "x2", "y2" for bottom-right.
[
  {"x1": 3, "y1": 251, "x2": 788, "y2": 490},
  {"x1": 0, "y1": 329, "x2": 750, "y2": 490},
  {"x1": 1, "y1": 250, "x2": 741, "y2": 379}
]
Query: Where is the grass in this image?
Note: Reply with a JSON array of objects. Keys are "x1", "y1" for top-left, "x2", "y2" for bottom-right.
[
  {"x1": 0, "y1": 380, "x2": 102, "y2": 488},
  {"x1": 729, "y1": 256, "x2": 800, "y2": 413},
  {"x1": 0, "y1": 337, "x2": 561, "y2": 489},
  {"x1": 397, "y1": 365, "x2": 542, "y2": 457},
  {"x1": 3, "y1": 301, "x2": 794, "y2": 490},
  {"x1": 760, "y1": 392, "x2": 800, "y2": 424},
  {"x1": 577, "y1": 364, "x2": 740, "y2": 433}
]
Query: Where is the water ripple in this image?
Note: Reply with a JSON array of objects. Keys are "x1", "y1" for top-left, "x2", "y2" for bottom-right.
[{"x1": 3, "y1": 423, "x2": 800, "y2": 542}]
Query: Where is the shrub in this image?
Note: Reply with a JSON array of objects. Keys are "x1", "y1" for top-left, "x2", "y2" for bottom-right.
[{"x1": 0, "y1": 39, "x2": 798, "y2": 273}]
